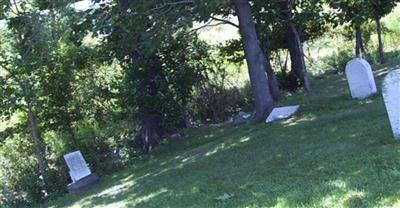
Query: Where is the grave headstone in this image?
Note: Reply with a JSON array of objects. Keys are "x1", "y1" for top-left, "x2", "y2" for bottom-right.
[
  {"x1": 64, "y1": 151, "x2": 91, "y2": 182},
  {"x1": 382, "y1": 69, "x2": 400, "y2": 139},
  {"x1": 345, "y1": 58, "x2": 377, "y2": 99},
  {"x1": 266, "y1": 105, "x2": 300, "y2": 123},
  {"x1": 63, "y1": 151, "x2": 99, "y2": 193},
  {"x1": 233, "y1": 112, "x2": 252, "y2": 125}
]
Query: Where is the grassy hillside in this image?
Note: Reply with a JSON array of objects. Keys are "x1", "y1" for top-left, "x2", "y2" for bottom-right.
[{"x1": 40, "y1": 62, "x2": 400, "y2": 208}]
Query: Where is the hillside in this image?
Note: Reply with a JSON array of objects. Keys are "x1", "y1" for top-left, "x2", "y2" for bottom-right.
[{"x1": 37, "y1": 61, "x2": 400, "y2": 208}]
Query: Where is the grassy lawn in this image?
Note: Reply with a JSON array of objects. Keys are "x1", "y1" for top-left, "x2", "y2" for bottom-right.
[{"x1": 39, "y1": 63, "x2": 400, "y2": 208}]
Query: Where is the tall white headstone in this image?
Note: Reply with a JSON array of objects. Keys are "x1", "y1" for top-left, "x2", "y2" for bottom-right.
[
  {"x1": 383, "y1": 69, "x2": 400, "y2": 139},
  {"x1": 64, "y1": 151, "x2": 91, "y2": 183},
  {"x1": 345, "y1": 58, "x2": 377, "y2": 99}
]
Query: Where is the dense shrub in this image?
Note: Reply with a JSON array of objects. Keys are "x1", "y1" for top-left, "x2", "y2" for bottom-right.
[{"x1": 0, "y1": 112, "x2": 138, "y2": 207}]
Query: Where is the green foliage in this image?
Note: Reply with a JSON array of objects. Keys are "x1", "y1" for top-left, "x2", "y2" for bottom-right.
[
  {"x1": 191, "y1": 60, "x2": 253, "y2": 123},
  {"x1": 324, "y1": 48, "x2": 354, "y2": 73},
  {"x1": 0, "y1": 133, "x2": 39, "y2": 206},
  {"x1": 254, "y1": 0, "x2": 329, "y2": 51}
]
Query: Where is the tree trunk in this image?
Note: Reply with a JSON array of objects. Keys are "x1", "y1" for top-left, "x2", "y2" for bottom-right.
[
  {"x1": 265, "y1": 52, "x2": 282, "y2": 101},
  {"x1": 258, "y1": 29, "x2": 282, "y2": 101},
  {"x1": 286, "y1": 25, "x2": 312, "y2": 93},
  {"x1": 232, "y1": 0, "x2": 275, "y2": 122},
  {"x1": 141, "y1": 113, "x2": 162, "y2": 154},
  {"x1": 291, "y1": 24, "x2": 311, "y2": 93},
  {"x1": 355, "y1": 24, "x2": 364, "y2": 58},
  {"x1": 138, "y1": 64, "x2": 164, "y2": 153},
  {"x1": 181, "y1": 106, "x2": 193, "y2": 128},
  {"x1": 287, "y1": 28, "x2": 302, "y2": 90},
  {"x1": 376, "y1": 18, "x2": 385, "y2": 64},
  {"x1": 27, "y1": 104, "x2": 47, "y2": 194}
]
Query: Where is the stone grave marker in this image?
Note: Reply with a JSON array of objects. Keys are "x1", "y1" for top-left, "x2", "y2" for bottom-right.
[
  {"x1": 345, "y1": 58, "x2": 377, "y2": 99},
  {"x1": 64, "y1": 151, "x2": 91, "y2": 182},
  {"x1": 383, "y1": 69, "x2": 400, "y2": 139},
  {"x1": 266, "y1": 105, "x2": 300, "y2": 123},
  {"x1": 233, "y1": 112, "x2": 252, "y2": 125},
  {"x1": 64, "y1": 151, "x2": 99, "y2": 193}
]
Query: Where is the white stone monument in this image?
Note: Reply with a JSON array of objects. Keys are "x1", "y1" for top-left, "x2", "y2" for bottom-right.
[
  {"x1": 382, "y1": 69, "x2": 400, "y2": 139},
  {"x1": 64, "y1": 151, "x2": 92, "y2": 183},
  {"x1": 266, "y1": 105, "x2": 300, "y2": 123},
  {"x1": 345, "y1": 58, "x2": 377, "y2": 99}
]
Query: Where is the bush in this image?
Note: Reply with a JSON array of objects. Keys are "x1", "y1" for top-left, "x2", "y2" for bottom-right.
[
  {"x1": 324, "y1": 49, "x2": 354, "y2": 73},
  {"x1": 0, "y1": 116, "x2": 139, "y2": 207},
  {"x1": 190, "y1": 63, "x2": 253, "y2": 123}
]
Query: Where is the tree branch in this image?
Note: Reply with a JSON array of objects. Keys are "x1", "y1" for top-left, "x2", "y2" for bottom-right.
[
  {"x1": 191, "y1": 22, "x2": 230, "y2": 32},
  {"x1": 145, "y1": 0, "x2": 194, "y2": 15},
  {"x1": 210, "y1": 16, "x2": 239, "y2": 28}
]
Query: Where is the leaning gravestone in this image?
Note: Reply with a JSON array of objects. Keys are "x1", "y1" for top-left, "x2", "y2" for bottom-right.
[
  {"x1": 64, "y1": 151, "x2": 99, "y2": 193},
  {"x1": 266, "y1": 105, "x2": 300, "y2": 123},
  {"x1": 382, "y1": 69, "x2": 400, "y2": 139},
  {"x1": 345, "y1": 58, "x2": 377, "y2": 99}
]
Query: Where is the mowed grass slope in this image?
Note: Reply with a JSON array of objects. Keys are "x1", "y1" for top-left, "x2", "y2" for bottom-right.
[{"x1": 41, "y1": 64, "x2": 400, "y2": 208}]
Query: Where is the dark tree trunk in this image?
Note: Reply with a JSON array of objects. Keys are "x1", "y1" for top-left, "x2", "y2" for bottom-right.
[
  {"x1": 181, "y1": 106, "x2": 193, "y2": 128},
  {"x1": 138, "y1": 64, "x2": 164, "y2": 154},
  {"x1": 266, "y1": 67, "x2": 282, "y2": 101},
  {"x1": 27, "y1": 104, "x2": 47, "y2": 194},
  {"x1": 232, "y1": 0, "x2": 275, "y2": 122},
  {"x1": 141, "y1": 113, "x2": 162, "y2": 154},
  {"x1": 290, "y1": 24, "x2": 311, "y2": 93},
  {"x1": 278, "y1": 0, "x2": 311, "y2": 93},
  {"x1": 259, "y1": 34, "x2": 282, "y2": 101},
  {"x1": 376, "y1": 18, "x2": 385, "y2": 64},
  {"x1": 264, "y1": 50, "x2": 282, "y2": 101},
  {"x1": 286, "y1": 25, "x2": 312, "y2": 93},
  {"x1": 355, "y1": 24, "x2": 364, "y2": 58},
  {"x1": 287, "y1": 28, "x2": 302, "y2": 90}
]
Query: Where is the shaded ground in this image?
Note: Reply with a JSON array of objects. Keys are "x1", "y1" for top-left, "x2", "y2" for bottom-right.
[{"x1": 40, "y1": 64, "x2": 400, "y2": 208}]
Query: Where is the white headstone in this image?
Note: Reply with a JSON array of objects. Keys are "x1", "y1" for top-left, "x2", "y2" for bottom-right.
[
  {"x1": 345, "y1": 58, "x2": 377, "y2": 99},
  {"x1": 266, "y1": 105, "x2": 300, "y2": 123},
  {"x1": 64, "y1": 151, "x2": 91, "y2": 183},
  {"x1": 383, "y1": 69, "x2": 400, "y2": 139}
]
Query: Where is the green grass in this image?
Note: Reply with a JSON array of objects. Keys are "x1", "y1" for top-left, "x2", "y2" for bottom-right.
[{"x1": 39, "y1": 63, "x2": 400, "y2": 208}]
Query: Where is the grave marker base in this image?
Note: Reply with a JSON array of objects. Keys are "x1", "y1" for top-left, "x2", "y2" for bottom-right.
[{"x1": 67, "y1": 173, "x2": 99, "y2": 194}]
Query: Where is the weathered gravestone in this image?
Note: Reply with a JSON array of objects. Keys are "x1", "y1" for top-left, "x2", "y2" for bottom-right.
[
  {"x1": 233, "y1": 112, "x2": 252, "y2": 125},
  {"x1": 345, "y1": 58, "x2": 377, "y2": 99},
  {"x1": 382, "y1": 69, "x2": 400, "y2": 139},
  {"x1": 64, "y1": 151, "x2": 99, "y2": 193},
  {"x1": 266, "y1": 105, "x2": 300, "y2": 123}
]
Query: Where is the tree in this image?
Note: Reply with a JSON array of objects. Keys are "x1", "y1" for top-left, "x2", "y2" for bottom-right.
[
  {"x1": 231, "y1": 0, "x2": 276, "y2": 120},
  {"x1": 366, "y1": 0, "x2": 396, "y2": 64},
  {"x1": 0, "y1": 8, "x2": 50, "y2": 197},
  {"x1": 0, "y1": 0, "x2": 85, "y2": 199},
  {"x1": 276, "y1": 0, "x2": 320, "y2": 93},
  {"x1": 225, "y1": 0, "x2": 328, "y2": 92},
  {"x1": 329, "y1": 0, "x2": 369, "y2": 57},
  {"x1": 91, "y1": 0, "x2": 278, "y2": 127},
  {"x1": 87, "y1": 1, "x2": 215, "y2": 152}
]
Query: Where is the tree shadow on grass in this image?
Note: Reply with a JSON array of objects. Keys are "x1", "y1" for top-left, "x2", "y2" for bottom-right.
[{"x1": 43, "y1": 66, "x2": 400, "y2": 208}]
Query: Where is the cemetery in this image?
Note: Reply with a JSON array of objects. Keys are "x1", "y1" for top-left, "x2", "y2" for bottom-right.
[{"x1": 1, "y1": 0, "x2": 400, "y2": 208}]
